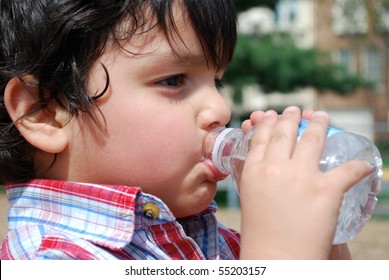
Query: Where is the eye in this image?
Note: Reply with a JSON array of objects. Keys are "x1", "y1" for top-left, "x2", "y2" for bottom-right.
[
  {"x1": 215, "y1": 78, "x2": 224, "y2": 92},
  {"x1": 157, "y1": 74, "x2": 186, "y2": 88}
]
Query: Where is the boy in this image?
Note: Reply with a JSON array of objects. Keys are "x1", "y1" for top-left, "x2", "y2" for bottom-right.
[{"x1": 0, "y1": 0, "x2": 370, "y2": 259}]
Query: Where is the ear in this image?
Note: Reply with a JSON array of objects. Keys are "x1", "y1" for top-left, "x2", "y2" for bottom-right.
[{"x1": 4, "y1": 77, "x2": 69, "y2": 154}]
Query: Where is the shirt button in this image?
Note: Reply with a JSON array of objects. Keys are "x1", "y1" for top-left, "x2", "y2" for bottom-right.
[{"x1": 142, "y1": 202, "x2": 160, "y2": 220}]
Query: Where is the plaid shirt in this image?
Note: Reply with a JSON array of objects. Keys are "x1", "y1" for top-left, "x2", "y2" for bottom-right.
[{"x1": 0, "y1": 179, "x2": 240, "y2": 260}]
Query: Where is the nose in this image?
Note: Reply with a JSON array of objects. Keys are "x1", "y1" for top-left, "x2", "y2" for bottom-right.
[{"x1": 196, "y1": 86, "x2": 231, "y2": 130}]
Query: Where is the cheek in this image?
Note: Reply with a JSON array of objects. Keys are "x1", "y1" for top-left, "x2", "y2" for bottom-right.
[
  {"x1": 133, "y1": 122, "x2": 199, "y2": 170},
  {"x1": 102, "y1": 111, "x2": 200, "y2": 184}
]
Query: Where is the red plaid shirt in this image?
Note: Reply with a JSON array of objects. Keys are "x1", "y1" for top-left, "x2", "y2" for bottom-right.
[{"x1": 0, "y1": 179, "x2": 240, "y2": 260}]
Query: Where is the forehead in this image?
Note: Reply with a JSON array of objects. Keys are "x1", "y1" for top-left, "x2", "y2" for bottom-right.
[{"x1": 113, "y1": 3, "x2": 207, "y2": 66}]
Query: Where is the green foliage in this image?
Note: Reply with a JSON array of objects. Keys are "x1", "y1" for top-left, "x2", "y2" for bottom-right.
[
  {"x1": 377, "y1": 140, "x2": 389, "y2": 155},
  {"x1": 223, "y1": 33, "x2": 373, "y2": 102},
  {"x1": 375, "y1": 141, "x2": 389, "y2": 167},
  {"x1": 214, "y1": 189, "x2": 228, "y2": 208},
  {"x1": 378, "y1": 192, "x2": 389, "y2": 202}
]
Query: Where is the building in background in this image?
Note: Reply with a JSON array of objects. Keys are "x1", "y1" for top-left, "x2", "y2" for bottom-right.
[
  {"x1": 231, "y1": 0, "x2": 389, "y2": 141},
  {"x1": 315, "y1": 0, "x2": 389, "y2": 141}
]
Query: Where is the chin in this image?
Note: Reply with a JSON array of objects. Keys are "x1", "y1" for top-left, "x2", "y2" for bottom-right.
[{"x1": 175, "y1": 181, "x2": 217, "y2": 218}]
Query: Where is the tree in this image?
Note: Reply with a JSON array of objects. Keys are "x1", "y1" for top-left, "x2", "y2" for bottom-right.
[{"x1": 223, "y1": 32, "x2": 372, "y2": 104}]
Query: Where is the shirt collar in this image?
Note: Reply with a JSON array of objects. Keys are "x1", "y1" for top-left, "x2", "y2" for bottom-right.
[{"x1": 6, "y1": 179, "x2": 178, "y2": 250}]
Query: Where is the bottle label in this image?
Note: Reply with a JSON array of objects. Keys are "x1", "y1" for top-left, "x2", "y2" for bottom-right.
[{"x1": 298, "y1": 119, "x2": 342, "y2": 138}]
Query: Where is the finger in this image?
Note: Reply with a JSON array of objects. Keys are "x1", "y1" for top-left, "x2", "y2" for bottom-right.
[
  {"x1": 250, "y1": 111, "x2": 265, "y2": 124},
  {"x1": 325, "y1": 160, "x2": 372, "y2": 193},
  {"x1": 247, "y1": 110, "x2": 278, "y2": 162},
  {"x1": 264, "y1": 106, "x2": 301, "y2": 159},
  {"x1": 293, "y1": 111, "x2": 329, "y2": 163},
  {"x1": 242, "y1": 111, "x2": 265, "y2": 133},
  {"x1": 241, "y1": 119, "x2": 252, "y2": 133},
  {"x1": 302, "y1": 109, "x2": 314, "y2": 120}
]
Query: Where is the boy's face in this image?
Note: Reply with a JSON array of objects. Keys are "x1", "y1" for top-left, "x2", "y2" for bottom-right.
[{"x1": 52, "y1": 6, "x2": 231, "y2": 217}]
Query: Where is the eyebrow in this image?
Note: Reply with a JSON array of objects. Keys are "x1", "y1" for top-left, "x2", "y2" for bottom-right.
[{"x1": 144, "y1": 50, "x2": 209, "y2": 67}]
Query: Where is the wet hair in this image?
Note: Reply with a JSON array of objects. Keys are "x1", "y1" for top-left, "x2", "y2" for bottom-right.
[{"x1": 0, "y1": 0, "x2": 237, "y2": 183}]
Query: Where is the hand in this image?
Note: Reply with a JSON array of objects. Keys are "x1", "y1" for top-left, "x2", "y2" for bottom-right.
[{"x1": 239, "y1": 106, "x2": 370, "y2": 259}]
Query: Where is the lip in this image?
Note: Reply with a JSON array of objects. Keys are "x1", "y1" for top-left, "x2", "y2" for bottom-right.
[{"x1": 203, "y1": 159, "x2": 229, "y2": 182}]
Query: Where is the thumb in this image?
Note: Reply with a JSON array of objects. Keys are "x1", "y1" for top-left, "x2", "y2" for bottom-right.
[{"x1": 325, "y1": 160, "x2": 373, "y2": 193}]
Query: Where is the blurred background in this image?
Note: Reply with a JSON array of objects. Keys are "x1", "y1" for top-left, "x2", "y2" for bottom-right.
[
  {"x1": 214, "y1": 0, "x2": 389, "y2": 259},
  {"x1": 1, "y1": 0, "x2": 389, "y2": 259}
]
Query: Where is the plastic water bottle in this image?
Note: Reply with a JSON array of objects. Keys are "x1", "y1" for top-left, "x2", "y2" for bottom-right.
[{"x1": 206, "y1": 119, "x2": 382, "y2": 244}]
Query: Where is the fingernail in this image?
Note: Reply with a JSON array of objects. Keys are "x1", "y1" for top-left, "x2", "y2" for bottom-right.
[
  {"x1": 264, "y1": 110, "x2": 276, "y2": 117},
  {"x1": 283, "y1": 106, "x2": 299, "y2": 113},
  {"x1": 312, "y1": 111, "x2": 329, "y2": 119},
  {"x1": 282, "y1": 106, "x2": 300, "y2": 117}
]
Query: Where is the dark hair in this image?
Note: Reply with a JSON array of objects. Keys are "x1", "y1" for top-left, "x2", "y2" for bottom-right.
[{"x1": 0, "y1": 0, "x2": 237, "y2": 183}]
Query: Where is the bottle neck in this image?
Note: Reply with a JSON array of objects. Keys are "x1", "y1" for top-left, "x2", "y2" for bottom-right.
[{"x1": 205, "y1": 127, "x2": 244, "y2": 174}]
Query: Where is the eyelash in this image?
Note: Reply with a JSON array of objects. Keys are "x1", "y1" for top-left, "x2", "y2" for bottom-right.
[
  {"x1": 157, "y1": 75, "x2": 224, "y2": 92},
  {"x1": 157, "y1": 74, "x2": 186, "y2": 88},
  {"x1": 215, "y1": 78, "x2": 224, "y2": 91}
]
